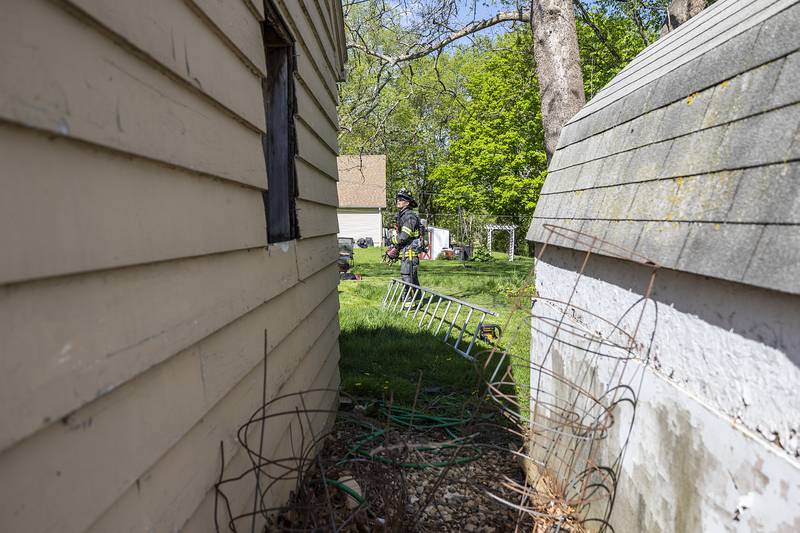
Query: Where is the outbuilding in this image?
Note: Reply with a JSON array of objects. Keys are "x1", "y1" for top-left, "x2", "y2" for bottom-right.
[
  {"x1": 337, "y1": 155, "x2": 387, "y2": 246},
  {"x1": 0, "y1": 1, "x2": 347, "y2": 531},
  {"x1": 527, "y1": 0, "x2": 800, "y2": 530}
]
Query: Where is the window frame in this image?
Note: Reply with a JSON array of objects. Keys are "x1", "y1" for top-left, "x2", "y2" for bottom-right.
[{"x1": 262, "y1": 1, "x2": 299, "y2": 244}]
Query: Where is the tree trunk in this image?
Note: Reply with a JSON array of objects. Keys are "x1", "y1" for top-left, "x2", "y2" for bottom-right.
[
  {"x1": 661, "y1": 0, "x2": 706, "y2": 35},
  {"x1": 530, "y1": 0, "x2": 586, "y2": 161}
]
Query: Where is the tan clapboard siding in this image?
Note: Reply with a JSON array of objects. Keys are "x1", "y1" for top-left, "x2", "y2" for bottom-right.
[
  {"x1": 179, "y1": 350, "x2": 340, "y2": 533},
  {"x1": 89, "y1": 328, "x2": 340, "y2": 533},
  {"x1": 188, "y1": 0, "x2": 267, "y2": 78},
  {"x1": 296, "y1": 199, "x2": 340, "y2": 238},
  {"x1": 66, "y1": 0, "x2": 265, "y2": 132},
  {"x1": 299, "y1": 0, "x2": 340, "y2": 86},
  {"x1": 312, "y1": 0, "x2": 338, "y2": 62},
  {"x1": 0, "y1": 244, "x2": 300, "y2": 453},
  {"x1": 296, "y1": 77, "x2": 340, "y2": 154},
  {"x1": 243, "y1": 0, "x2": 266, "y2": 21},
  {"x1": 297, "y1": 118, "x2": 339, "y2": 179},
  {"x1": 279, "y1": 0, "x2": 339, "y2": 98},
  {"x1": 0, "y1": 276, "x2": 338, "y2": 533},
  {"x1": 330, "y1": 0, "x2": 347, "y2": 75},
  {"x1": 0, "y1": 125, "x2": 266, "y2": 285},
  {"x1": 296, "y1": 234, "x2": 339, "y2": 280},
  {"x1": 0, "y1": 0, "x2": 265, "y2": 188},
  {"x1": 275, "y1": 0, "x2": 339, "y2": 105},
  {"x1": 297, "y1": 157, "x2": 340, "y2": 207}
]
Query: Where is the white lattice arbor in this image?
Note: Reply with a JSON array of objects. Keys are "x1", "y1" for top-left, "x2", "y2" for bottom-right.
[{"x1": 486, "y1": 224, "x2": 517, "y2": 261}]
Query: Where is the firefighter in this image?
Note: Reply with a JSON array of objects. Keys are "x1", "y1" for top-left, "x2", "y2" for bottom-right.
[{"x1": 386, "y1": 188, "x2": 422, "y2": 298}]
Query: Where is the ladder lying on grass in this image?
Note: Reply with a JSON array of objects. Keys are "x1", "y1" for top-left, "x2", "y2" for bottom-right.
[{"x1": 381, "y1": 278, "x2": 498, "y2": 360}]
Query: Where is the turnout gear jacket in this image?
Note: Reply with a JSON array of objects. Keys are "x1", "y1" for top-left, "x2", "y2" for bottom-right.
[{"x1": 391, "y1": 207, "x2": 421, "y2": 259}]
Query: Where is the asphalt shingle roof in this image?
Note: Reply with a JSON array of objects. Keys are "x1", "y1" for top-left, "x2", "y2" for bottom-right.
[
  {"x1": 337, "y1": 155, "x2": 387, "y2": 208},
  {"x1": 528, "y1": 0, "x2": 800, "y2": 295}
]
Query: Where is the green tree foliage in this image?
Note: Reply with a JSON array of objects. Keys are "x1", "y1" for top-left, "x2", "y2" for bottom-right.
[
  {"x1": 427, "y1": 31, "x2": 546, "y2": 221},
  {"x1": 338, "y1": 4, "x2": 655, "y2": 230}
]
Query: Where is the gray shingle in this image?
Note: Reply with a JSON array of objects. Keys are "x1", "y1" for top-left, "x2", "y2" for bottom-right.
[
  {"x1": 541, "y1": 165, "x2": 581, "y2": 195},
  {"x1": 593, "y1": 149, "x2": 634, "y2": 188},
  {"x1": 701, "y1": 58, "x2": 785, "y2": 129},
  {"x1": 627, "y1": 178, "x2": 682, "y2": 220},
  {"x1": 627, "y1": 140, "x2": 674, "y2": 181},
  {"x1": 661, "y1": 124, "x2": 726, "y2": 178},
  {"x1": 770, "y1": 50, "x2": 800, "y2": 108},
  {"x1": 726, "y1": 162, "x2": 800, "y2": 223},
  {"x1": 574, "y1": 158, "x2": 603, "y2": 190},
  {"x1": 637, "y1": 221, "x2": 692, "y2": 266},
  {"x1": 602, "y1": 220, "x2": 645, "y2": 256},
  {"x1": 656, "y1": 85, "x2": 714, "y2": 141},
  {"x1": 744, "y1": 225, "x2": 800, "y2": 293},
  {"x1": 596, "y1": 182, "x2": 639, "y2": 220},
  {"x1": 748, "y1": 2, "x2": 800, "y2": 68},
  {"x1": 676, "y1": 222, "x2": 763, "y2": 280},
  {"x1": 670, "y1": 169, "x2": 742, "y2": 221},
  {"x1": 715, "y1": 103, "x2": 800, "y2": 169},
  {"x1": 533, "y1": 193, "x2": 569, "y2": 217}
]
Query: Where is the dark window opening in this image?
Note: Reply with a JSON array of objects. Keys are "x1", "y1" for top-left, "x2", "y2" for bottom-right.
[{"x1": 263, "y1": 1, "x2": 299, "y2": 243}]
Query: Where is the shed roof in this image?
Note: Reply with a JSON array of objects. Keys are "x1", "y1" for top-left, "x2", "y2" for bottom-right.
[
  {"x1": 528, "y1": 0, "x2": 800, "y2": 295},
  {"x1": 337, "y1": 155, "x2": 387, "y2": 208}
]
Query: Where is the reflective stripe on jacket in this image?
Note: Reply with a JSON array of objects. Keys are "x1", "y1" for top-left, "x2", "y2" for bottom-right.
[{"x1": 391, "y1": 208, "x2": 421, "y2": 258}]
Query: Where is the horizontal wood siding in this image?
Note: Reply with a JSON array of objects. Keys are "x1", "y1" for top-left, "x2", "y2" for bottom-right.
[{"x1": 0, "y1": 0, "x2": 346, "y2": 530}]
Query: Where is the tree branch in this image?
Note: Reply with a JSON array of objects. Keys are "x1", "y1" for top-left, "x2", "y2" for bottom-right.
[
  {"x1": 347, "y1": 10, "x2": 530, "y2": 66},
  {"x1": 574, "y1": 0, "x2": 623, "y2": 62}
]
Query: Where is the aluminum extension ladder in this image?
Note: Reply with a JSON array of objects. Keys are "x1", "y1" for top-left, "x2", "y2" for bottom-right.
[{"x1": 381, "y1": 278, "x2": 498, "y2": 360}]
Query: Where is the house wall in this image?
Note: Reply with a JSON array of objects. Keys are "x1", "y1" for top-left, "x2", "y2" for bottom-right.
[
  {"x1": 337, "y1": 208, "x2": 382, "y2": 245},
  {"x1": 532, "y1": 245, "x2": 800, "y2": 531},
  {"x1": 0, "y1": 0, "x2": 345, "y2": 531}
]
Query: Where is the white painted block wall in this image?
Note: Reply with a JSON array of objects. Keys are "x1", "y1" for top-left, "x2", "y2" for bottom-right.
[{"x1": 532, "y1": 246, "x2": 800, "y2": 532}]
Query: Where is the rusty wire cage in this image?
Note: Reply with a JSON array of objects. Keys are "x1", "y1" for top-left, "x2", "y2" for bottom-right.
[{"x1": 477, "y1": 224, "x2": 661, "y2": 531}]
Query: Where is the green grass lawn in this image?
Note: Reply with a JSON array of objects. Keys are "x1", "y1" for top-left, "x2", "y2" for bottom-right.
[{"x1": 338, "y1": 247, "x2": 533, "y2": 409}]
